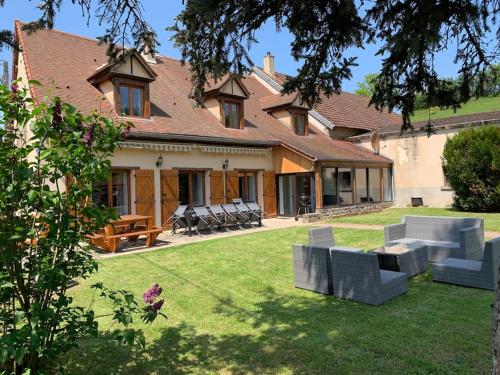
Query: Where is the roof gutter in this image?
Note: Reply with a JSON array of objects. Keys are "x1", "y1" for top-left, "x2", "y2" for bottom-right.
[
  {"x1": 129, "y1": 131, "x2": 280, "y2": 147},
  {"x1": 251, "y1": 66, "x2": 335, "y2": 130}
]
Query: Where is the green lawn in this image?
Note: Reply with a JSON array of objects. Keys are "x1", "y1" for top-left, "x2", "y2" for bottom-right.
[
  {"x1": 329, "y1": 207, "x2": 500, "y2": 232},
  {"x1": 57, "y1": 227, "x2": 493, "y2": 374},
  {"x1": 411, "y1": 96, "x2": 500, "y2": 122}
]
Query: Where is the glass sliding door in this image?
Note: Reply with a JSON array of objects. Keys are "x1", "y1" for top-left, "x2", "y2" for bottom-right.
[
  {"x1": 383, "y1": 167, "x2": 393, "y2": 202},
  {"x1": 278, "y1": 173, "x2": 314, "y2": 216},
  {"x1": 111, "y1": 171, "x2": 130, "y2": 215},
  {"x1": 278, "y1": 175, "x2": 295, "y2": 216},
  {"x1": 92, "y1": 169, "x2": 130, "y2": 215},
  {"x1": 355, "y1": 168, "x2": 368, "y2": 203},
  {"x1": 238, "y1": 171, "x2": 257, "y2": 202},
  {"x1": 179, "y1": 171, "x2": 205, "y2": 206},
  {"x1": 337, "y1": 168, "x2": 353, "y2": 205},
  {"x1": 368, "y1": 168, "x2": 382, "y2": 202},
  {"x1": 322, "y1": 167, "x2": 338, "y2": 206}
]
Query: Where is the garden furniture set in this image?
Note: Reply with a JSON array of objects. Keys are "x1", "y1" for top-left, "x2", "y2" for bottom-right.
[
  {"x1": 293, "y1": 217, "x2": 499, "y2": 305},
  {"x1": 167, "y1": 200, "x2": 263, "y2": 236},
  {"x1": 384, "y1": 216, "x2": 484, "y2": 262},
  {"x1": 88, "y1": 200, "x2": 264, "y2": 252},
  {"x1": 87, "y1": 214, "x2": 163, "y2": 253}
]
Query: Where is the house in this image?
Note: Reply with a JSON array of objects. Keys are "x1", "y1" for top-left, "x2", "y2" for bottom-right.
[
  {"x1": 12, "y1": 21, "x2": 399, "y2": 226},
  {"x1": 351, "y1": 111, "x2": 500, "y2": 207}
]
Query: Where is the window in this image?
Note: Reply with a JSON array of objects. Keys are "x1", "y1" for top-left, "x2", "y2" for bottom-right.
[
  {"x1": 368, "y1": 168, "x2": 382, "y2": 202},
  {"x1": 178, "y1": 171, "x2": 205, "y2": 206},
  {"x1": 119, "y1": 84, "x2": 144, "y2": 117},
  {"x1": 355, "y1": 168, "x2": 368, "y2": 203},
  {"x1": 238, "y1": 171, "x2": 257, "y2": 202},
  {"x1": 222, "y1": 100, "x2": 242, "y2": 129},
  {"x1": 293, "y1": 112, "x2": 307, "y2": 135},
  {"x1": 383, "y1": 167, "x2": 393, "y2": 201},
  {"x1": 92, "y1": 170, "x2": 130, "y2": 215}
]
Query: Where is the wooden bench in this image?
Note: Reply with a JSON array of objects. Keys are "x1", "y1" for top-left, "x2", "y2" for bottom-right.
[
  {"x1": 87, "y1": 215, "x2": 164, "y2": 253},
  {"x1": 87, "y1": 227, "x2": 163, "y2": 253}
]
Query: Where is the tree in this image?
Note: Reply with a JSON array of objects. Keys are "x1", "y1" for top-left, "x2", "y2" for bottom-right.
[
  {"x1": 0, "y1": 82, "x2": 165, "y2": 374},
  {"x1": 1, "y1": 0, "x2": 498, "y2": 130},
  {"x1": 442, "y1": 125, "x2": 500, "y2": 212},
  {"x1": 354, "y1": 73, "x2": 378, "y2": 96},
  {"x1": 170, "y1": 0, "x2": 499, "y2": 130}
]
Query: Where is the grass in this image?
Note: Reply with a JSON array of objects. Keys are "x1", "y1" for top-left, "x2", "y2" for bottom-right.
[
  {"x1": 329, "y1": 207, "x2": 500, "y2": 232},
  {"x1": 57, "y1": 227, "x2": 493, "y2": 374},
  {"x1": 411, "y1": 96, "x2": 500, "y2": 122}
]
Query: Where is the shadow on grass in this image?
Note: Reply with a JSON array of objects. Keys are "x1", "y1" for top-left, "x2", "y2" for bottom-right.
[{"x1": 58, "y1": 274, "x2": 492, "y2": 374}]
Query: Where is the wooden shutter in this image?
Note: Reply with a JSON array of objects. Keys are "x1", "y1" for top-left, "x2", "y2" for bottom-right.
[
  {"x1": 160, "y1": 169, "x2": 179, "y2": 227},
  {"x1": 263, "y1": 171, "x2": 277, "y2": 218},
  {"x1": 210, "y1": 170, "x2": 224, "y2": 205},
  {"x1": 226, "y1": 171, "x2": 239, "y2": 202},
  {"x1": 134, "y1": 169, "x2": 155, "y2": 218}
]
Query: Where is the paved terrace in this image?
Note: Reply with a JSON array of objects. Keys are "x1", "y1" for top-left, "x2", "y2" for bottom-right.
[{"x1": 92, "y1": 218, "x2": 500, "y2": 259}]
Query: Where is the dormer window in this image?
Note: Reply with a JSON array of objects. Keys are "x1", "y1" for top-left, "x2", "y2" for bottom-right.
[
  {"x1": 87, "y1": 50, "x2": 157, "y2": 120},
  {"x1": 261, "y1": 92, "x2": 310, "y2": 136},
  {"x1": 119, "y1": 84, "x2": 144, "y2": 117},
  {"x1": 222, "y1": 98, "x2": 243, "y2": 129},
  {"x1": 293, "y1": 112, "x2": 307, "y2": 136},
  {"x1": 202, "y1": 75, "x2": 250, "y2": 130}
]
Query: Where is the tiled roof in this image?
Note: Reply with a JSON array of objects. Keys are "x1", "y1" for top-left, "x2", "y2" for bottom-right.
[
  {"x1": 263, "y1": 70, "x2": 402, "y2": 131},
  {"x1": 351, "y1": 111, "x2": 500, "y2": 140},
  {"x1": 259, "y1": 92, "x2": 300, "y2": 110},
  {"x1": 14, "y1": 21, "x2": 391, "y2": 164}
]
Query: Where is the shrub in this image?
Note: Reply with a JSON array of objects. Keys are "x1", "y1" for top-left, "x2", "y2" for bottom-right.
[
  {"x1": 442, "y1": 125, "x2": 500, "y2": 212},
  {"x1": 0, "y1": 81, "x2": 165, "y2": 374}
]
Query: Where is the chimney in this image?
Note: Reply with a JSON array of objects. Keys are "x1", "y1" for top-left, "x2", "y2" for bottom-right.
[
  {"x1": 140, "y1": 42, "x2": 157, "y2": 64},
  {"x1": 263, "y1": 51, "x2": 275, "y2": 76}
]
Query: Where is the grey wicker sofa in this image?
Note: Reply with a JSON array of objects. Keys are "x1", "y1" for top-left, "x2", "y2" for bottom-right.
[
  {"x1": 292, "y1": 244, "x2": 333, "y2": 294},
  {"x1": 432, "y1": 237, "x2": 500, "y2": 290},
  {"x1": 308, "y1": 227, "x2": 360, "y2": 252},
  {"x1": 384, "y1": 216, "x2": 484, "y2": 263},
  {"x1": 330, "y1": 249, "x2": 408, "y2": 306}
]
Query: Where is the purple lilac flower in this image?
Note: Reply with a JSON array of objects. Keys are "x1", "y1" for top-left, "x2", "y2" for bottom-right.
[
  {"x1": 83, "y1": 124, "x2": 96, "y2": 148},
  {"x1": 151, "y1": 299, "x2": 164, "y2": 312},
  {"x1": 143, "y1": 283, "x2": 163, "y2": 304},
  {"x1": 52, "y1": 99, "x2": 62, "y2": 128},
  {"x1": 10, "y1": 83, "x2": 19, "y2": 93},
  {"x1": 122, "y1": 125, "x2": 131, "y2": 140}
]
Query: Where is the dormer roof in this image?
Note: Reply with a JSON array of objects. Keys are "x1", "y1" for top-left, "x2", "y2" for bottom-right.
[
  {"x1": 260, "y1": 92, "x2": 310, "y2": 112},
  {"x1": 203, "y1": 74, "x2": 250, "y2": 99},
  {"x1": 87, "y1": 49, "x2": 157, "y2": 85}
]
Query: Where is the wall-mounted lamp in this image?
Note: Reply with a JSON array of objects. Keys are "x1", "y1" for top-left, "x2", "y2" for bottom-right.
[
  {"x1": 156, "y1": 155, "x2": 164, "y2": 168},
  {"x1": 222, "y1": 159, "x2": 229, "y2": 170}
]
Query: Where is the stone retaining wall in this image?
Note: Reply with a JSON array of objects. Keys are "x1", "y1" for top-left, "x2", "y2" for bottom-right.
[{"x1": 301, "y1": 202, "x2": 394, "y2": 223}]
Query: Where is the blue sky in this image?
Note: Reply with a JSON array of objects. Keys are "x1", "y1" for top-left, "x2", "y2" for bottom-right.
[{"x1": 0, "y1": 0, "x2": 496, "y2": 92}]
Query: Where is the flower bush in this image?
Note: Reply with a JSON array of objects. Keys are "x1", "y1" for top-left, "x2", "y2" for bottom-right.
[{"x1": 0, "y1": 81, "x2": 165, "y2": 374}]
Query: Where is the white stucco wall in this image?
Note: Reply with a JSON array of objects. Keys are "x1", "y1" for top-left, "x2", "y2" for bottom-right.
[
  {"x1": 110, "y1": 146, "x2": 273, "y2": 226},
  {"x1": 358, "y1": 128, "x2": 468, "y2": 208}
]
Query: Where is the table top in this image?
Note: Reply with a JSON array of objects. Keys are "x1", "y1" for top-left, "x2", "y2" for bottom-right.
[
  {"x1": 111, "y1": 215, "x2": 153, "y2": 225},
  {"x1": 372, "y1": 244, "x2": 409, "y2": 255}
]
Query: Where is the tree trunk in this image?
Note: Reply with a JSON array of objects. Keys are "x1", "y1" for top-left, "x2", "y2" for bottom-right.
[{"x1": 492, "y1": 266, "x2": 500, "y2": 374}]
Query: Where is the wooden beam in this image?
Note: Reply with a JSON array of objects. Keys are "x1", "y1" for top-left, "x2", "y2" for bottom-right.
[{"x1": 315, "y1": 164, "x2": 323, "y2": 210}]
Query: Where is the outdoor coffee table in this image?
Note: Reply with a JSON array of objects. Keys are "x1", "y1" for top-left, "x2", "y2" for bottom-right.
[{"x1": 372, "y1": 243, "x2": 428, "y2": 278}]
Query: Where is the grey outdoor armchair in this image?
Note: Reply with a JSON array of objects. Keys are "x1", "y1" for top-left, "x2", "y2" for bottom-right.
[
  {"x1": 330, "y1": 249, "x2": 408, "y2": 306},
  {"x1": 308, "y1": 226, "x2": 360, "y2": 252},
  {"x1": 432, "y1": 237, "x2": 500, "y2": 290},
  {"x1": 292, "y1": 244, "x2": 333, "y2": 294},
  {"x1": 385, "y1": 216, "x2": 484, "y2": 262}
]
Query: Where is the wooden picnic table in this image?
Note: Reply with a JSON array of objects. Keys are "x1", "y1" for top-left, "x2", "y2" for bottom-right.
[{"x1": 88, "y1": 214, "x2": 163, "y2": 253}]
